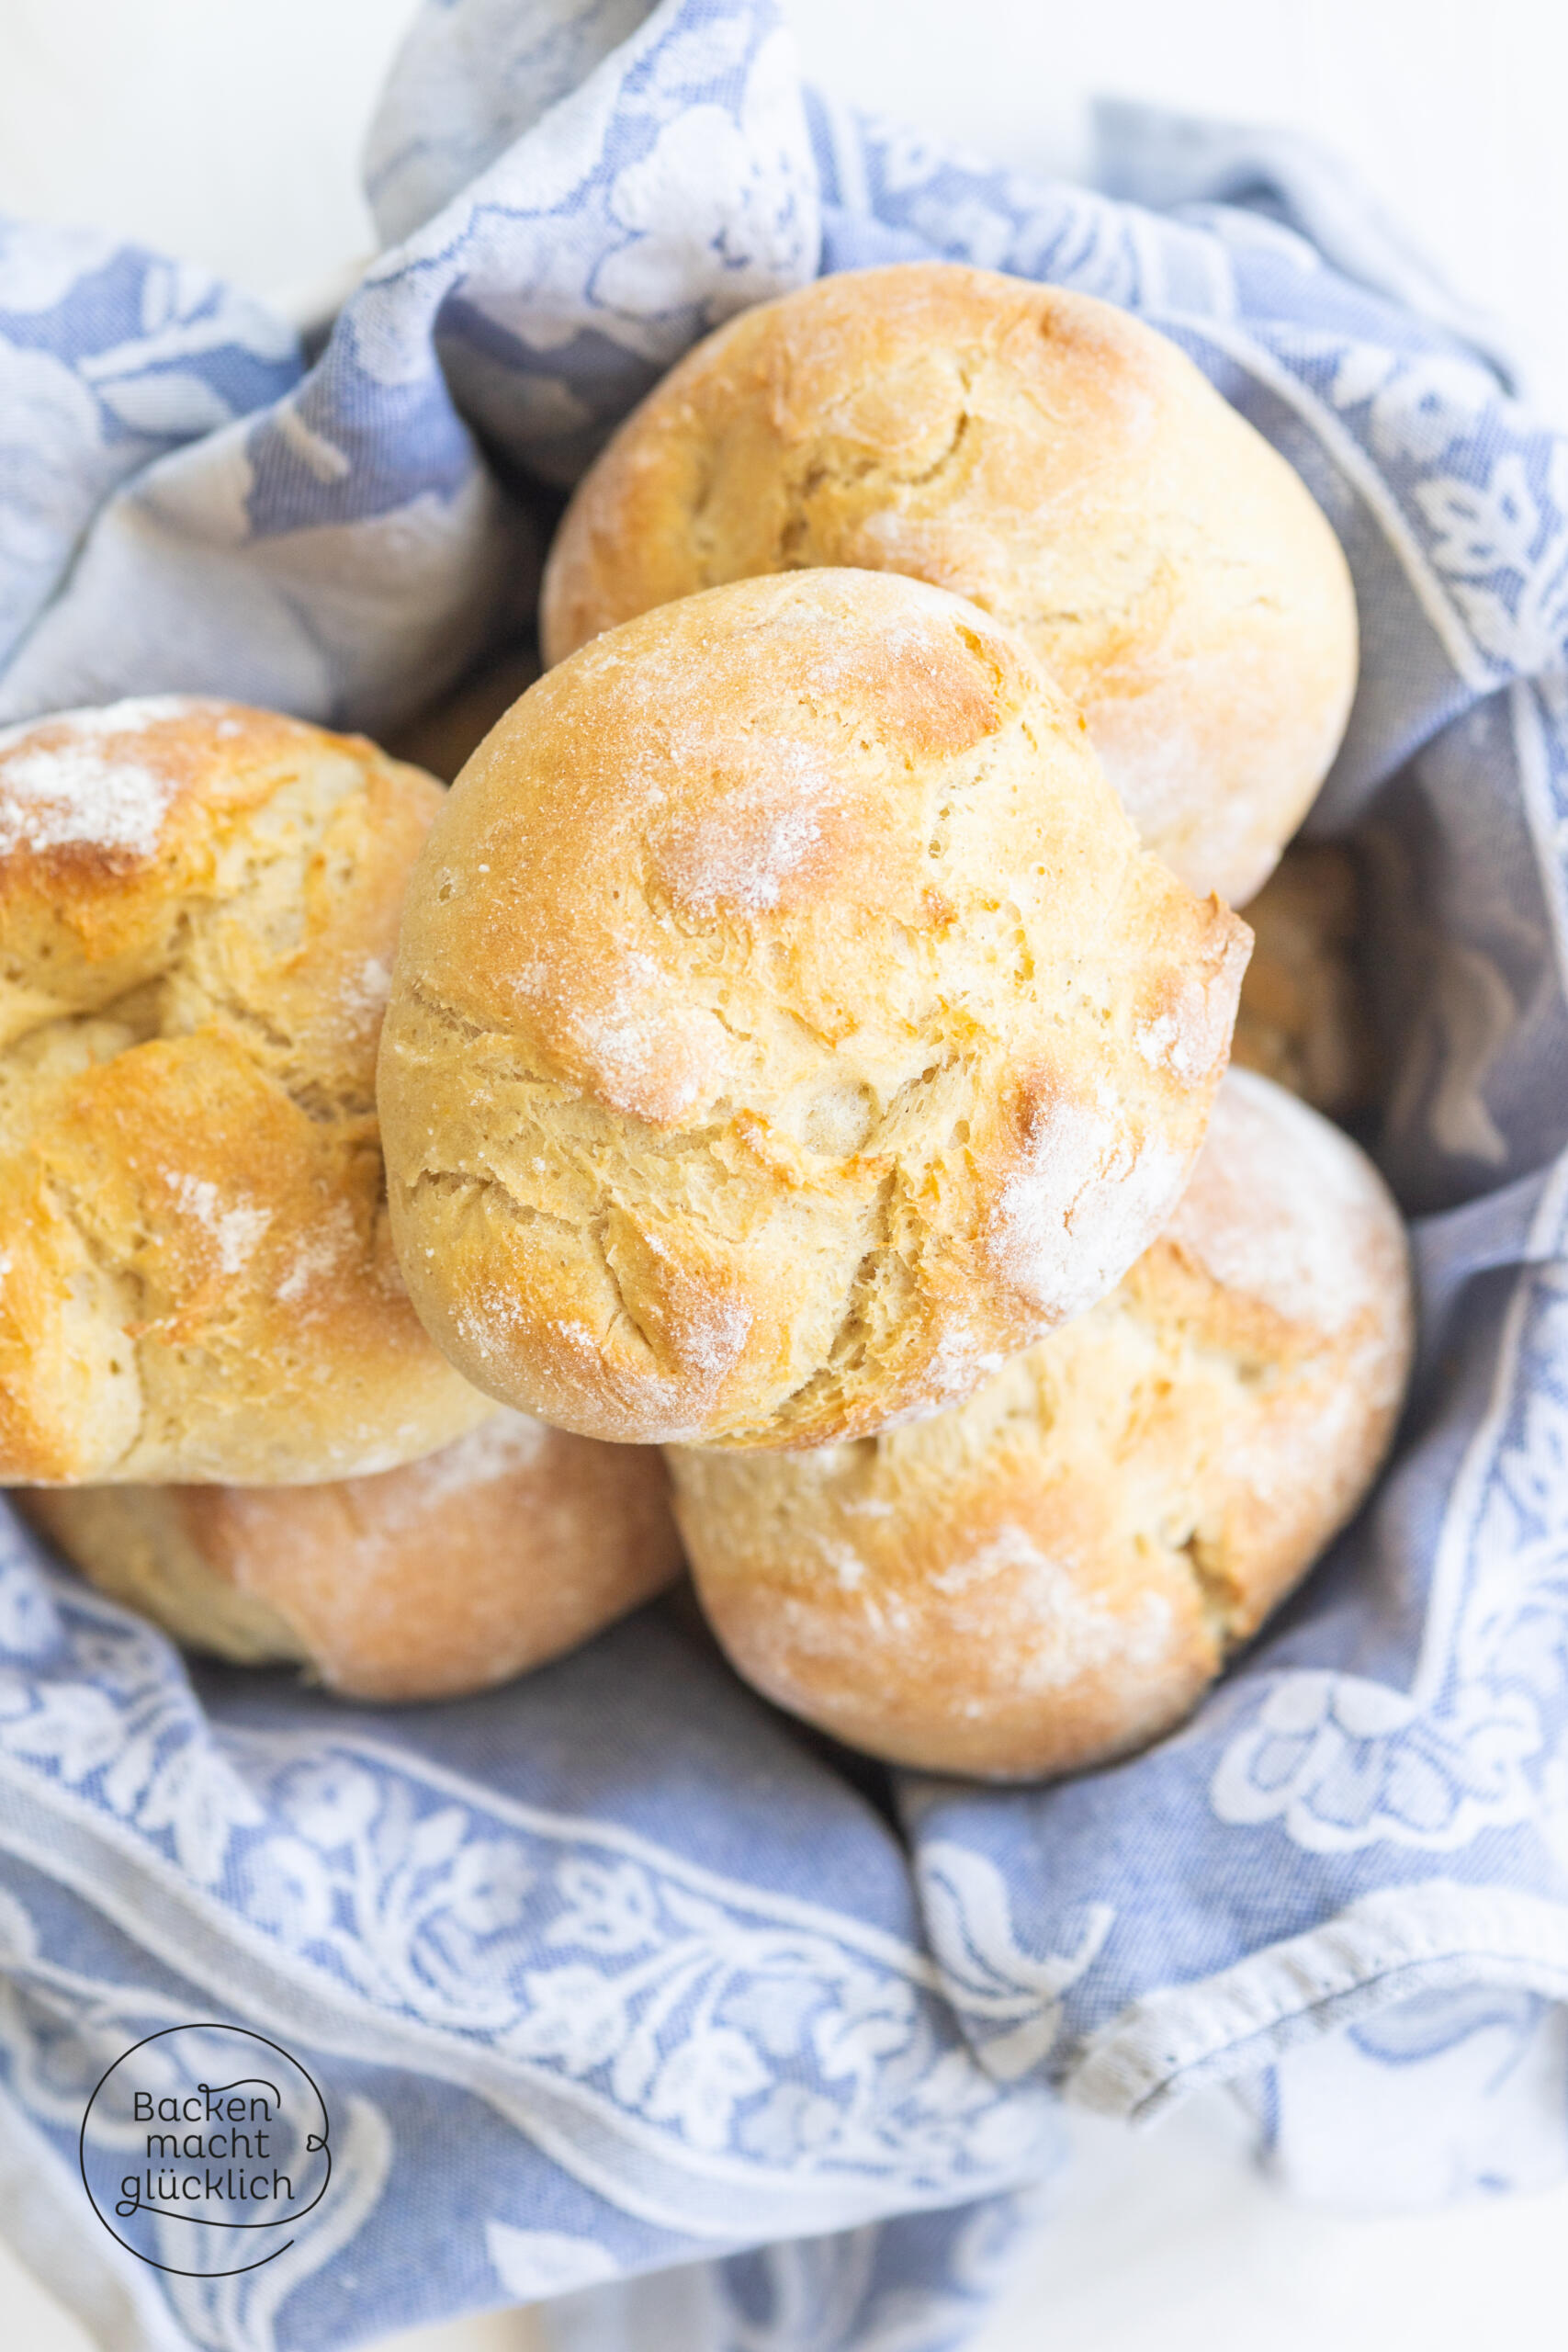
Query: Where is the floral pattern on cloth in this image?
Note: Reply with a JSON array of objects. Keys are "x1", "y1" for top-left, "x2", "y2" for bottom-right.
[{"x1": 2, "y1": 5, "x2": 1568, "y2": 2349}]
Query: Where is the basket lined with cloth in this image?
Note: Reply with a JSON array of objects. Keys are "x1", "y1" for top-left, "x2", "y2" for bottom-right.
[{"x1": 2, "y1": 3, "x2": 1568, "y2": 2346}]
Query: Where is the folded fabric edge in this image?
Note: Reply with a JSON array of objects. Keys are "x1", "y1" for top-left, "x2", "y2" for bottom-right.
[
  {"x1": 0, "y1": 1748, "x2": 1056, "y2": 2249},
  {"x1": 528, "y1": 2188, "x2": 1045, "y2": 2352},
  {"x1": 1068, "y1": 1880, "x2": 1568, "y2": 2121},
  {"x1": 1089, "y1": 95, "x2": 1525, "y2": 392},
  {"x1": 0, "y1": 2081, "x2": 191, "y2": 2352}
]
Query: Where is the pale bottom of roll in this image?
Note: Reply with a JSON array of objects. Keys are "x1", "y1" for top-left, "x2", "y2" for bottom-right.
[{"x1": 20, "y1": 1410, "x2": 683, "y2": 1703}]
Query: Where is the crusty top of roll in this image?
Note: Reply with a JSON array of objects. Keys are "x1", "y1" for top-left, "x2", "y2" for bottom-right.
[
  {"x1": 0, "y1": 695, "x2": 493, "y2": 1483},
  {"x1": 668, "y1": 1068, "x2": 1414, "y2": 1780},
  {"x1": 378, "y1": 570, "x2": 1250, "y2": 1451},
  {"x1": 541, "y1": 264, "x2": 1359, "y2": 903}
]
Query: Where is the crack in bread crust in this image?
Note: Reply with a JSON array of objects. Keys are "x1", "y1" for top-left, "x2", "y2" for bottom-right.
[
  {"x1": 668, "y1": 1069, "x2": 1414, "y2": 1780},
  {"x1": 541, "y1": 264, "x2": 1359, "y2": 905},
  {"x1": 380, "y1": 570, "x2": 1249, "y2": 1448},
  {"x1": 0, "y1": 698, "x2": 493, "y2": 1485}
]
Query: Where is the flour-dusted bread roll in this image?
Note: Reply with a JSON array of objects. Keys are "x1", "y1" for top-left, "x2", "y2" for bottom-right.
[
  {"x1": 542, "y1": 264, "x2": 1359, "y2": 904},
  {"x1": 20, "y1": 1411, "x2": 682, "y2": 1702},
  {"x1": 379, "y1": 570, "x2": 1251, "y2": 1451},
  {"x1": 668, "y1": 1069, "x2": 1412, "y2": 1779},
  {"x1": 0, "y1": 695, "x2": 494, "y2": 1484}
]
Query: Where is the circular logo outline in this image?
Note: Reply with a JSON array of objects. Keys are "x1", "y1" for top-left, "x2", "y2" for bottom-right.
[{"x1": 79, "y1": 2023, "x2": 332, "y2": 2278}]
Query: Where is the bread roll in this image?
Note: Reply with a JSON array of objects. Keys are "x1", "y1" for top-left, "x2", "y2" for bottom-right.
[
  {"x1": 20, "y1": 1410, "x2": 682, "y2": 1702},
  {"x1": 0, "y1": 695, "x2": 492, "y2": 1484},
  {"x1": 542, "y1": 264, "x2": 1358, "y2": 904},
  {"x1": 379, "y1": 570, "x2": 1250, "y2": 1451},
  {"x1": 1231, "y1": 842, "x2": 1378, "y2": 1118},
  {"x1": 668, "y1": 1069, "x2": 1412, "y2": 1779}
]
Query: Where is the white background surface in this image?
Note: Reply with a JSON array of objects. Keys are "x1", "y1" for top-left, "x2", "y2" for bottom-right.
[
  {"x1": 2, "y1": 0, "x2": 1567, "y2": 406},
  {"x1": 2, "y1": 2, "x2": 1567, "y2": 2346}
]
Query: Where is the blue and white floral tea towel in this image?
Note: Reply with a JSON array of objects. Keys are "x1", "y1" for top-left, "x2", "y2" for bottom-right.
[{"x1": 3, "y1": 5, "x2": 1568, "y2": 2348}]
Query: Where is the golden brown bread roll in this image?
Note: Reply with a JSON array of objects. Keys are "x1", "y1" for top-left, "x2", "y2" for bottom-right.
[
  {"x1": 1232, "y1": 842, "x2": 1379, "y2": 1118},
  {"x1": 379, "y1": 570, "x2": 1250, "y2": 1451},
  {"x1": 541, "y1": 264, "x2": 1359, "y2": 904},
  {"x1": 0, "y1": 695, "x2": 493, "y2": 1484},
  {"x1": 20, "y1": 1410, "x2": 683, "y2": 1702},
  {"x1": 668, "y1": 1069, "x2": 1412, "y2": 1780}
]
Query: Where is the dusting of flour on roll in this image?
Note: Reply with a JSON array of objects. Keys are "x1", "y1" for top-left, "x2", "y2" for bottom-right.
[
  {"x1": 378, "y1": 570, "x2": 1250, "y2": 1451},
  {"x1": 667, "y1": 1069, "x2": 1413, "y2": 1779},
  {"x1": 0, "y1": 696, "x2": 494, "y2": 1484},
  {"x1": 0, "y1": 696, "x2": 202, "y2": 857},
  {"x1": 542, "y1": 264, "x2": 1359, "y2": 905},
  {"x1": 21, "y1": 1409, "x2": 683, "y2": 1703}
]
